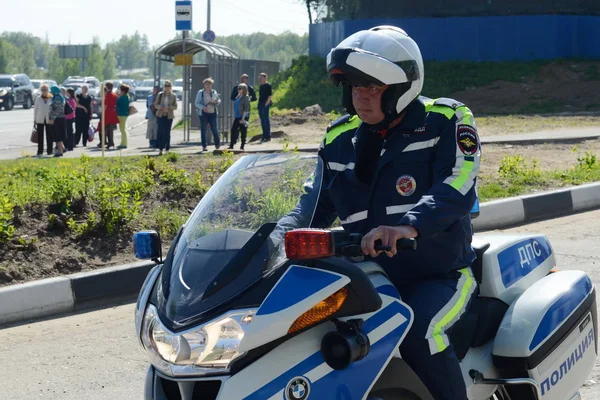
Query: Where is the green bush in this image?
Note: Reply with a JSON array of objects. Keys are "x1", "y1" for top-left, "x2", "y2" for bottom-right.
[
  {"x1": 498, "y1": 154, "x2": 545, "y2": 185},
  {"x1": 271, "y1": 55, "x2": 342, "y2": 113},
  {"x1": 0, "y1": 196, "x2": 15, "y2": 244}
]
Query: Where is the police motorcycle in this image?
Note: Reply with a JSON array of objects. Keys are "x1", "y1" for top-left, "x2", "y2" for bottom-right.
[{"x1": 133, "y1": 153, "x2": 596, "y2": 400}]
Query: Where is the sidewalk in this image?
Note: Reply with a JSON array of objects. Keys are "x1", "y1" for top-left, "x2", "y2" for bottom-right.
[{"x1": 2, "y1": 120, "x2": 600, "y2": 160}]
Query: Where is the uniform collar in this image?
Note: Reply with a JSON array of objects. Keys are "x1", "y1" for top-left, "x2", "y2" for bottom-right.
[{"x1": 392, "y1": 97, "x2": 426, "y2": 133}]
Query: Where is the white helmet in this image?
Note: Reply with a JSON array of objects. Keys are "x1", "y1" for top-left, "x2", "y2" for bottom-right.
[{"x1": 326, "y1": 26, "x2": 424, "y2": 125}]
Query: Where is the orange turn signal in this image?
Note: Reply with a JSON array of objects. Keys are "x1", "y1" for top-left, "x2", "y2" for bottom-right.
[
  {"x1": 284, "y1": 229, "x2": 334, "y2": 260},
  {"x1": 288, "y1": 288, "x2": 348, "y2": 334}
]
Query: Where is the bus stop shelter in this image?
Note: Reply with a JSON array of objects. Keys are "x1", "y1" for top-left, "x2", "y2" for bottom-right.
[{"x1": 154, "y1": 38, "x2": 241, "y2": 144}]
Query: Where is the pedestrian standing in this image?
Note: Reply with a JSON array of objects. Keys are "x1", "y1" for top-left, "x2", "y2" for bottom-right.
[
  {"x1": 194, "y1": 77, "x2": 221, "y2": 151},
  {"x1": 230, "y1": 74, "x2": 256, "y2": 123},
  {"x1": 154, "y1": 80, "x2": 178, "y2": 155},
  {"x1": 98, "y1": 81, "x2": 119, "y2": 149},
  {"x1": 65, "y1": 88, "x2": 76, "y2": 150},
  {"x1": 48, "y1": 86, "x2": 67, "y2": 157},
  {"x1": 228, "y1": 83, "x2": 250, "y2": 150},
  {"x1": 116, "y1": 84, "x2": 130, "y2": 149},
  {"x1": 75, "y1": 85, "x2": 92, "y2": 147},
  {"x1": 257, "y1": 72, "x2": 273, "y2": 142},
  {"x1": 33, "y1": 84, "x2": 53, "y2": 156},
  {"x1": 146, "y1": 86, "x2": 160, "y2": 148}
]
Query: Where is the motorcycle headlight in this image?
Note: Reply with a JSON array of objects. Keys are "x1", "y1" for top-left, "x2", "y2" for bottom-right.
[{"x1": 141, "y1": 304, "x2": 256, "y2": 376}]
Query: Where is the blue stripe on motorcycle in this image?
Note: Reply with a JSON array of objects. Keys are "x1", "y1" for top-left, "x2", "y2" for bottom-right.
[
  {"x1": 529, "y1": 274, "x2": 593, "y2": 351},
  {"x1": 376, "y1": 284, "x2": 400, "y2": 300},
  {"x1": 244, "y1": 301, "x2": 411, "y2": 400},
  {"x1": 256, "y1": 266, "x2": 342, "y2": 316}
]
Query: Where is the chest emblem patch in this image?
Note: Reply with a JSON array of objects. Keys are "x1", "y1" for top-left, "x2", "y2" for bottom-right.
[{"x1": 396, "y1": 175, "x2": 416, "y2": 196}]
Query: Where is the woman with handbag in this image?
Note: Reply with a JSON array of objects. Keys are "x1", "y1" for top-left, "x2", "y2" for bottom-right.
[
  {"x1": 33, "y1": 84, "x2": 53, "y2": 156},
  {"x1": 154, "y1": 81, "x2": 178, "y2": 155}
]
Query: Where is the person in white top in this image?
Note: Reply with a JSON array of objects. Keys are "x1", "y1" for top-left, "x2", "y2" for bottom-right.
[
  {"x1": 33, "y1": 84, "x2": 53, "y2": 156},
  {"x1": 194, "y1": 77, "x2": 221, "y2": 151}
]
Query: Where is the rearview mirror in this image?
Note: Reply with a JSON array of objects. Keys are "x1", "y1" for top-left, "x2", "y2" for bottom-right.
[{"x1": 133, "y1": 230, "x2": 162, "y2": 262}]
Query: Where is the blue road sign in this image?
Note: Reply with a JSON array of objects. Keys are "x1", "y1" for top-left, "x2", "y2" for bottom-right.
[
  {"x1": 175, "y1": 1, "x2": 192, "y2": 31},
  {"x1": 203, "y1": 30, "x2": 216, "y2": 43}
]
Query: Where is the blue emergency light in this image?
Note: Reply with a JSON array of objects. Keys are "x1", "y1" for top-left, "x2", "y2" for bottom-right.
[{"x1": 133, "y1": 230, "x2": 161, "y2": 260}]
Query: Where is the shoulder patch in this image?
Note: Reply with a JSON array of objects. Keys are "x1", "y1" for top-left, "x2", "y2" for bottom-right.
[
  {"x1": 457, "y1": 124, "x2": 479, "y2": 155},
  {"x1": 326, "y1": 114, "x2": 352, "y2": 133},
  {"x1": 434, "y1": 97, "x2": 464, "y2": 109}
]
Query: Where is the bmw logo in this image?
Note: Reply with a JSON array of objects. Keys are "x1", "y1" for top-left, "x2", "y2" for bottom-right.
[{"x1": 285, "y1": 376, "x2": 310, "y2": 400}]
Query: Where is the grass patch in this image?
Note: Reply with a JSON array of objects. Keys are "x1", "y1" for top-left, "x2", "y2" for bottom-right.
[
  {"x1": 0, "y1": 154, "x2": 235, "y2": 245},
  {"x1": 422, "y1": 61, "x2": 544, "y2": 97},
  {"x1": 478, "y1": 152, "x2": 600, "y2": 201}
]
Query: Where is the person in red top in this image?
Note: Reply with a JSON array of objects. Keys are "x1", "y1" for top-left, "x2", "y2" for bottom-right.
[{"x1": 97, "y1": 81, "x2": 119, "y2": 149}]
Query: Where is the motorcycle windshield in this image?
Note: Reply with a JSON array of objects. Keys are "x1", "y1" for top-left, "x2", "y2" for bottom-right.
[{"x1": 157, "y1": 153, "x2": 323, "y2": 327}]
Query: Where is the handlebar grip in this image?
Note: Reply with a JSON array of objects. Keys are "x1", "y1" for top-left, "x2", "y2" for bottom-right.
[{"x1": 374, "y1": 238, "x2": 418, "y2": 252}]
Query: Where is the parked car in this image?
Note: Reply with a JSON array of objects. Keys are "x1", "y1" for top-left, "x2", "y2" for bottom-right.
[
  {"x1": 62, "y1": 76, "x2": 101, "y2": 89},
  {"x1": 0, "y1": 73, "x2": 34, "y2": 110},
  {"x1": 91, "y1": 96, "x2": 101, "y2": 119},
  {"x1": 173, "y1": 78, "x2": 184, "y2": 100},
  {"x1": 135, "y1": 78, "x2": 165, "y2": 101},
  {"x1": 31, "y1": 79, "x2": 58, "y2": 99}
]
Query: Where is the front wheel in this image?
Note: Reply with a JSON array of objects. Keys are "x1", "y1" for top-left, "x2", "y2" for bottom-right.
[
  {"x1": 6, "y1": 97, "x2": 14, "y2": 110},
  {"x1": 23, "y1": 95, "x2": 32, "y2": 109}
]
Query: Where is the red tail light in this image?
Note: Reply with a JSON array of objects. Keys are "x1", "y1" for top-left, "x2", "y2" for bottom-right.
[{"x1": 284, "y1": 229, "x2": 334, "y2": 260}]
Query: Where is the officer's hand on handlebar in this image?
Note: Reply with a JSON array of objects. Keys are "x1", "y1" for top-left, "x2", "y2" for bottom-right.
[{"x1": 361, "y1": 225, "x2": 419, "y2": 258}]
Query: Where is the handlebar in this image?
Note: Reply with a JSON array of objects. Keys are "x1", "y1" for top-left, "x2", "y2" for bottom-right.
[
  {"x1": 333, "y1": 232, "x2": 417, "y2": 258},
  {"x1": 374, "y1": 238, "x2": 418, "y2": 252}
]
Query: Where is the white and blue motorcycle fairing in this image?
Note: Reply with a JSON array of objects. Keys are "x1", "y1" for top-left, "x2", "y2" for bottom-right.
[{"x1": 224, "y1": 265, "x2": 413, "y2": 400}]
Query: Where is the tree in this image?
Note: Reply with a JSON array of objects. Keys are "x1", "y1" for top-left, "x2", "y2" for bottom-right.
[
  {"x1": 102, "y1": 48, "x2": 117, "y2": 80},
  {"x1": 85, "y1": 39, "x2": 105, "y2": 79},
  {"x1": 0, "y1": 40, "x2": 12, "y2": 72},
  {"x1": 47, "y1": 47, "x2": 65, "y2": 82},
  {"x1": 19, "y1": 45, "x2": 36, "y2": 76}
]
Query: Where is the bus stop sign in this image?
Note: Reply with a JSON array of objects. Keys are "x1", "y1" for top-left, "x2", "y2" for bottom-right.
[{"x1": 175, "y1": 1, "x2": 192, "y2": 31}]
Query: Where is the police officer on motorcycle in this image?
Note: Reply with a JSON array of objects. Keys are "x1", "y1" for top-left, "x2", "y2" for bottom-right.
[{"x1": 278, "y1": 25, "x2": 482, "y2": 400}]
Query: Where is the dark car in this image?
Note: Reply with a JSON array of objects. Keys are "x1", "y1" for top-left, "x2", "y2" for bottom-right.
[{"x1": 0, "y1": 74, "x2": 34, "y2": 110}]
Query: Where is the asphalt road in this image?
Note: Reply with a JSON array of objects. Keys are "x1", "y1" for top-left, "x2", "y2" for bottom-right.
[
  {"x1": 1, "y1": 210, "x2": 600, "y2": 400},
  {"x1": 0, "y1": 100, "x2": 148, "y2": 155}
]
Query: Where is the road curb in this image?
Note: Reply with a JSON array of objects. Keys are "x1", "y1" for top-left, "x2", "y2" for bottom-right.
[
  {"x1": 2, "y1": 182, "x2": 600, "y2": 327},
  {"x1": 473, "y1": 181, "x2": 600, "y2": 231},
  {"x1": 0, "y1": 261, "x2": 155, "y2": 327},
  {"x1": 480, "y1": 134, "x2": 600, "y2": 146}
]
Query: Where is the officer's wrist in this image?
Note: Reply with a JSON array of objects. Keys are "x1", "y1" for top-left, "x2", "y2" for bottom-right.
[{"x1": 398, "y1": 224, "x2": 420, "y2": 239}]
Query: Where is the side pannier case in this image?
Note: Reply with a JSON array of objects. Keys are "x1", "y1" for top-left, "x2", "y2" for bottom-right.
[{"x1": 492, "y1": 270, "x2": 597, "y2": 400}]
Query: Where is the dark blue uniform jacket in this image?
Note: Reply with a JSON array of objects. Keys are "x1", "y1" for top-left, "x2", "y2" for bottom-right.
[{"x1": 279, "y1": 96, "x2": 482, "y2": 284}]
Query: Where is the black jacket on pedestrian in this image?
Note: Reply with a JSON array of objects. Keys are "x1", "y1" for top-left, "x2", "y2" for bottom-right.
[{"x1": 230, "y1": 83, "x2": 257, "y2": 102}]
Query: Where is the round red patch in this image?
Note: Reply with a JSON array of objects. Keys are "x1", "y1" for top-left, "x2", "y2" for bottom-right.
[{"x1": 396, "y1": 175, "x2": 416, "y2": 196}]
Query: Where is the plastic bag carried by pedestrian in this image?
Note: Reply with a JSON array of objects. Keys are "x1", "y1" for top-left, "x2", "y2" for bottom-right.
[
  {"x1": 30, "y1": 124, "x2": 38, "y2": 144},
  {"x1": 88, "y1": 126, "x2": 95, "y2": 142},
  {"x1": 129, "y1": 105, "x2": 138, "y2": 116}
]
